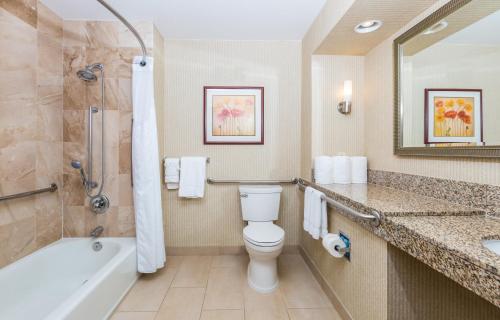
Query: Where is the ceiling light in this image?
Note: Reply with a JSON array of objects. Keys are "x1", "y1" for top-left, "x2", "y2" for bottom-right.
[
  {"x1": 354, "y1": 20, "x2": 383, "y2": 33},
  {"x1": 422, "y1": 21, "x2": 448, "y2": 35}
]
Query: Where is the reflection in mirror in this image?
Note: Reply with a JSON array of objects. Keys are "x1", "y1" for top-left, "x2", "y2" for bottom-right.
[{"x1": 398, "y1": 0, "x2": 500, "y2": 151}]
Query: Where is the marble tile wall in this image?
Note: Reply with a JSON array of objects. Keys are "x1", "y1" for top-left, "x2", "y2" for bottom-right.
[
  {"x1": 0, "y1": 1, "x2": 63, "y2": 267},
  {"x1": 62, "y1": 20, "x2": 162, "y2": 237}
]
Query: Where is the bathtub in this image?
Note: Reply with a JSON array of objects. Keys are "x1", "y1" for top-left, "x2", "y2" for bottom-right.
[{"x1": 0, "y1": 237, "x2": 138, "y2": 320}]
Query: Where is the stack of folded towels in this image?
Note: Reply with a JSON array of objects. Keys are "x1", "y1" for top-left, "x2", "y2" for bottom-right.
[
  {"x1": 303, "y1": 186, "x2": 328, "y2": 240},
  {"x1": 313, "y1": 155, "x2": 367, "y2": 184},
  {"x1": 164, "y1": 157, "x2": 207, "y2": 198}
]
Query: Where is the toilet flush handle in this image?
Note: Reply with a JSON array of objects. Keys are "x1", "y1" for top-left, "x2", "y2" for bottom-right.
[{"x1": 240, "y1": 193, "x2": 248, "y2": 198}]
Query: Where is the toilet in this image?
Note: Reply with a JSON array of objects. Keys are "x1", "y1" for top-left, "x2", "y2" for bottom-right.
[{"x1": 239, "y1": 185, "x2": 285, "y2": 293}]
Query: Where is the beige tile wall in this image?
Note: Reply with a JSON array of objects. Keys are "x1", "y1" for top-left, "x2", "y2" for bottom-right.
[
  {"x1": 62, "y1": 20, "x2": 164, "y2": 237},
  {"x1": 0, "y1": 1, "x2": 63, "y2": 267},
  {"x1": 163, "y1": 40, "x2": 302, "y2": 247}
]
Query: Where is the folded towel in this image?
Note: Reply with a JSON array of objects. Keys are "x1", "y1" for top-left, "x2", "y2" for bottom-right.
[
  {"x1": 303, "y1": 187, "x2": 328, "y2": 239},
  {"x1": 351, "y1": 156, "x2": 367, "y2": 183},
  {"x1": 179, "y1": 157, "x2": 206, "y2": 198},
  {"x1": 314, "y1": 156, "x2": 334, "y2": 184},
  {"x1": 164, "y1": 158, "x2": 180, "y2": 190}
]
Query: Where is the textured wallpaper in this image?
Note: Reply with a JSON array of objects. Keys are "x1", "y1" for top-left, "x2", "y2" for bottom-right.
[{"x1": 163, "y1": 40, "x2": 302, "y2": 247}]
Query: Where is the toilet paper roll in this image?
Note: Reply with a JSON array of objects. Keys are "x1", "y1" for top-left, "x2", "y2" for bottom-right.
[
  {"x1": 322, "y1": 233, "x2": 346, "y2": 258},
  {"x1": 351, "y1": 156, "x2": 367, "y2": 184},
  {"x1": 314, "y1": 156, "x2": 334, "y2": 184},
  {"x1": 332, "y1": 156, "x2": 351, "y2": 184}
]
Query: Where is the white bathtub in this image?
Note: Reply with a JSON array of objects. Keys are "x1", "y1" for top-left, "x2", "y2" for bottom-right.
[{"x1": 0, "y1": 238, "x2": 138, "y2": 320}]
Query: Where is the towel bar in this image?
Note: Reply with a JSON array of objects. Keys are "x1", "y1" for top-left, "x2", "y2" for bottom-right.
[
  {"x1": 298, "y1": 179, "x2": 381, "y2": 227},
  {"x1": 207, "y1": 178, "x2": 298, "y2": 185}
]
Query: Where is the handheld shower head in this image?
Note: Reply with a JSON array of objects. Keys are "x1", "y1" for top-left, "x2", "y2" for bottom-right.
[{"x1": 71, "y1": 160, "x2": 82, "y2": 169}]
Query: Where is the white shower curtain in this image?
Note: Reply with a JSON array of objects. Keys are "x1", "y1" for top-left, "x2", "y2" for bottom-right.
[{"x1": 132, "y1": 56, "x2": 166, "y2": 273}]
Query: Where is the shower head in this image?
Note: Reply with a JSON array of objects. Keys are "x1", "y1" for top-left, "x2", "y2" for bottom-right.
[
  {"x1": 76, "y1": 63, "x2": 104, "y2": 82},
  {"x1": 71, "y1": 160, "x2": 82, "y2": 169}
]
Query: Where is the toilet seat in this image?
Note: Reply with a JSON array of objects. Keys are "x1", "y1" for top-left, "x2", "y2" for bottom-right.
[{"x1": 243, "y1": 222, "x2": 284, "y2": 247}]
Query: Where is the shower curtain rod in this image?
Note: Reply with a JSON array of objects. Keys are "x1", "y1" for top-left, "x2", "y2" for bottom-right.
[{"x1": 96, "y1": 0, "x2": 148, "y2": 66}]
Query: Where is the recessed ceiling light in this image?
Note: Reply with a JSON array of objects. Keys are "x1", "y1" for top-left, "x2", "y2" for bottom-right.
[
  {"x1": 354, "y1": 20, "x2": 383, "y2": 33},
  {"x1": 422, "y1": 20, "x2": 448, "y2": 35}
]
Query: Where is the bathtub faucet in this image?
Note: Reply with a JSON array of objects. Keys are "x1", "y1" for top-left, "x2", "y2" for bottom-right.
[{"x1": 90, "y1": 226, "x2": 104, "y2": 239}]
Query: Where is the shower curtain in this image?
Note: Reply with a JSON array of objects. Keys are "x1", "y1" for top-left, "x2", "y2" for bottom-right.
[{"x1": 132, "y1": 56, "x2": 166, "y2": 273}]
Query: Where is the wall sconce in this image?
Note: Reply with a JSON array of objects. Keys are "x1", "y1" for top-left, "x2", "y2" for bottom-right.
[{"x1": 337, "y1": 80, "x2": 352, "y2": 115}]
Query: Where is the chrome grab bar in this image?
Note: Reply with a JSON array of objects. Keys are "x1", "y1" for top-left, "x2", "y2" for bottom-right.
[
  {"x1": 297, "y1": 179, "x2": 381, "y2": 227},
  {"x1": 0, "y1": 184, "x2": 58, "y2": 202},
  {"x1": 207, "y1": 178, "x2": 298, "y2": 185}
]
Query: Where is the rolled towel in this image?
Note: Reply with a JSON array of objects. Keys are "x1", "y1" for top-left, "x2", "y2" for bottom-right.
[
  {"x1": 314, "y1": 156, "x2": 334, "y2": 184},
  {"x1": 164, "y1": 158, "x2": 180, "y2": 189},
  {"x1": 351, "y1": 156, "x2": 367, "y2": 184},
  {"x1": 333, "y1": 156, "x2": 351, "y2": 184}
]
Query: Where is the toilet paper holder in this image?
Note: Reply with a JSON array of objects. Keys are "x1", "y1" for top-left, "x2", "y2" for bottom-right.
[{"x1": 338, "y1": 232, "x2": 351, "y2": 261}]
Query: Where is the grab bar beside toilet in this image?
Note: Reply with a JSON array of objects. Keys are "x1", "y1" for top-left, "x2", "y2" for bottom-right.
[
  {"x1": 297, "y1": 179, "x2": 381, "y2": 227},
  {"x1": 207, "y1": 178, "x2": 298, "y2": 185}
]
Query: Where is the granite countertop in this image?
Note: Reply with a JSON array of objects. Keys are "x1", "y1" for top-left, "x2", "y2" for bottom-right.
[{"x1": 300, "y1": 179, "x2": 500, "y2": 307}]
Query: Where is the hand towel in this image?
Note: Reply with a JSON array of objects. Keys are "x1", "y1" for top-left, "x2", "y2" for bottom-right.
[
  {"x1": 314, "y1": 156, "x2": 334, "y2": 184},
  {"x1": 351, "y1": 156, "x2": 367, "y2": 183},
  {"x1": 164, "y1": 158, "x2": 180, "y2": 189},
  {"x1": 179, "y1": 157, "x2": 206, "y2": 198},
  {"x1": 333, "y1": 156, "x2": 351, "y2": 184},
  {"x1": 303, "y1": 187, "x2": 328, "y2": 240}
]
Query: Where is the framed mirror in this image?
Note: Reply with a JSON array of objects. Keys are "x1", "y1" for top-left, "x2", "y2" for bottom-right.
[{"x1": 394, "y1": 0, "x2": 500, "y2": 158}]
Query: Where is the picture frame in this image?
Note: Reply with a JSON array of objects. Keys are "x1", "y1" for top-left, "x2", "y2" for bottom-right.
[
  {"x1": 424, "y1": 89, "x2": 483, "y2": 145},
  {"x1": 203, "y1": 86, "x2": 264, "y2": 145}
]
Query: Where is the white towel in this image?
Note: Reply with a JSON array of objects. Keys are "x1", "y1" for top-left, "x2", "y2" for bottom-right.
[
  {"x1": 351, "y1": 156, "x2": 367, "y2": 183},
  {"x1": 314, "y1": 156, "x2": 334, "y2": 184},
  {"x1": 164, "y1": 158, "x2": 180, "y2": 189},
  {"x1": 179, "y1": 157, "x2": 206, "y2": 198},
  {"x1": 303, "y1": 187, "x2": 328, "y2": 239},
  {"x1": 333, "y1": 156, "x2": 351, "y2": 184}
]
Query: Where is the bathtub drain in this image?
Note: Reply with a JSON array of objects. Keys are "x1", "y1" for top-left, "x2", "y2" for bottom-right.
[{"x1": 93, "y1": 241, "x2": 103, "y2": 251}]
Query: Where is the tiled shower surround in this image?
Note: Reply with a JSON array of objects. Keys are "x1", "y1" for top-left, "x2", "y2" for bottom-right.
[
  {"x1": 0, "y1": 0, "x2": 164, "y2": 267},
  {"x1": 62, "y1": 21, "x2": 164, "y2": 237},
  {"x1": 0, "y1": 1, "x2": 63, "y2": 267}
]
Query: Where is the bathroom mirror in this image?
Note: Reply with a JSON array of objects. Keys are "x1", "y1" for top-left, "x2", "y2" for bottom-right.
[{"x1": 394, "y1": 0, "x2": 500, "y2": 157}]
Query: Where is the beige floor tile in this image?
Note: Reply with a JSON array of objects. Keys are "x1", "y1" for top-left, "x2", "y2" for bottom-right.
[
  {"x1": 118, "y1": 267, "x2": 177, "y2": 311},
  {"x1": 165, "y1": 255, "x2": 184, "y2": 268},
  {"x1": 211, "y1": 254, "x2": 248, "y2": 268},
  {"x1": 244, "y1": 286, "x2": 289, "y2": 320},
  {"x1": 203, "y1": 267, "x2": 244, "y2": 310},
  {"x1": 171, "y1": 256, "x2": 212, "y2": 287},
  {"x1": 155, "y1": 287, "x2": 205, "y2": 320},
  {"x1": 110, "y1": 312, "x2": 157, "y2": 320},
  {"x1": 288, "y1": 308, "x2": 342, "y2": 320},
  {"x1": 279, "y1": 255, "x2": 332, "y2": 309},
  {"x1": 199, "y1": 309, "x2": 245, "y2": 320}
]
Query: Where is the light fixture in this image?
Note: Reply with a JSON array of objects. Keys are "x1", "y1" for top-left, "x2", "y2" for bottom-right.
[
  {"x1": 354, "y1": 20, "x2": 383, "y2": 33},
  {"x1": 338, "y1": 80, "x2": 352, "y2": 115},
  {"x1": 422, "y1": 20, "x2": 448, "y2": 35}
]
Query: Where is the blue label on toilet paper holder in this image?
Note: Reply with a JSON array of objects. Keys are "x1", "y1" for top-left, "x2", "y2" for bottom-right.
[{"x1": 339, "y1": 232, "x2": 351, "y2": 261}]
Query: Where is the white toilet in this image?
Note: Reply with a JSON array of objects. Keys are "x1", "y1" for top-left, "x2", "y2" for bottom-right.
[{"x1": 239, "y1": 185, "x2": 285, "y2": 293}]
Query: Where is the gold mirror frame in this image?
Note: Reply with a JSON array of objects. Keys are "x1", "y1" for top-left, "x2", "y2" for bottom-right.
[{"x1": 393, "y1": 0, "x2": 500, "y2": 158}]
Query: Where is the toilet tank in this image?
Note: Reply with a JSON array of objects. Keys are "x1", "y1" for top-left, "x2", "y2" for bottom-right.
[{"x1": 239, "y1": 185, "x2": 283, "y2": 221}]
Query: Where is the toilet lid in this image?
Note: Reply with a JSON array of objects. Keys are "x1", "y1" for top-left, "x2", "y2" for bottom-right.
[{"x1": 243, "y1": 223, "x2": 284, "y2": 246}]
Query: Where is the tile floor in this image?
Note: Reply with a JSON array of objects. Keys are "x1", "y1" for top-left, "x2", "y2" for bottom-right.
[{"x1": 111, "y1": 254, "x2": 342, "y2": 320}]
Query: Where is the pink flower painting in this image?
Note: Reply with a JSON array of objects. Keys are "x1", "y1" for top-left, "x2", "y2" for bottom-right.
[{"x1": 212, "y1": 95, "x2": 255, "y2": 136}]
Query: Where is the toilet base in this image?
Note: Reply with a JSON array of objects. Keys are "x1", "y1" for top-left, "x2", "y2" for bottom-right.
[{"x1": 247, "y1": 262, "x2": 279, "y2": 293}]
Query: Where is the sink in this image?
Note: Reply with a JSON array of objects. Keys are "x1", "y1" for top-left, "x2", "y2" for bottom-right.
[{"x1": 482, "y1": 239, "x2": 500, "y2": 256}]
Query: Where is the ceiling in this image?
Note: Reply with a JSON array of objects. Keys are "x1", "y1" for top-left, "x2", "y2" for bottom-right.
[
  {"x1": 444, "y1": 9, "x2": 500, "y2": 45},
  {"x1": 41, "y1": 0, "x2": 326, "y2": 40},
  {"x1": 314, "y1": 0, "x2": 439, "y2": 55}
]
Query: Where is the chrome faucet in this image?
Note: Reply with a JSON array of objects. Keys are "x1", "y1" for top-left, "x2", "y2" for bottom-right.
[{"x1": 90, "y1": 226, "x2": 104, "y2": 239}]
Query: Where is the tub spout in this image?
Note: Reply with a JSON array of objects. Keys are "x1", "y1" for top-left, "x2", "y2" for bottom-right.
[{"x1": 90, "y1": 226, "x2": 104, "y2": 239}]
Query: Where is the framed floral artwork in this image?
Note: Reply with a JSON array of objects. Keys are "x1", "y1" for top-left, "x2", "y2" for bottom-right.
[
  {"x1": 204, "y1": 86, "x2": 264, "y2": 144},
  {"x1": 424, "y1": 89, "x2": 483, "y2": 145}
]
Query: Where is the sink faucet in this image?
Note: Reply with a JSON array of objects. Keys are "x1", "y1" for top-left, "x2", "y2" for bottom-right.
[{"x1": 90, "y1": 226, "x2": 104, "y2": 239}]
